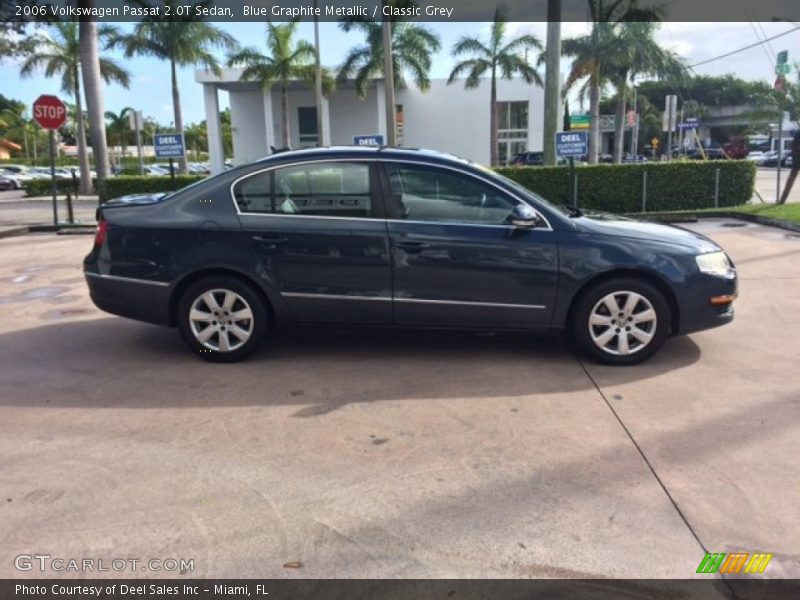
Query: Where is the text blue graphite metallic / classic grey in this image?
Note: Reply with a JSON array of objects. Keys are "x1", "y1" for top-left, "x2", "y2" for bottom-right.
[{"x1": 83, "y1": 147, "x2": 737, "y2": 365}]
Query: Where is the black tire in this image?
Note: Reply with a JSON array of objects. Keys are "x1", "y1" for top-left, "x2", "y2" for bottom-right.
[
  {"x1": 571, "y1": 277, "x2": 671, "y2": 366},
  {"x1": 177, "y1": 276, "x2": 268, "y2": 363}
]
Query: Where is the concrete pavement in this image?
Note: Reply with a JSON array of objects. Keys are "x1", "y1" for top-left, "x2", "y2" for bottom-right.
[
  {"x1": 754, "y1": 167, "x2": 799, "y2": 204},
  {"x1": 0, "y1": 221, "x2": 797, "y2": 583}
]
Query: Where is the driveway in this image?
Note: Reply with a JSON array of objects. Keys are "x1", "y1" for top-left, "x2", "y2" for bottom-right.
[{"x1": 0, "y1": 221, "x2": 798, "y2": 585}]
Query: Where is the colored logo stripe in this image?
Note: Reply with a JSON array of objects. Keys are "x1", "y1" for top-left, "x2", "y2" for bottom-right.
[{"x1": 696, "y1": 552, "x2": 773, "y2": 574}]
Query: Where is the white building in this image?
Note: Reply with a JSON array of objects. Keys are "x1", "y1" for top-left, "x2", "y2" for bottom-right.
[{"x1": 196, "y1": 68, "x2": 547, "y2": 174}]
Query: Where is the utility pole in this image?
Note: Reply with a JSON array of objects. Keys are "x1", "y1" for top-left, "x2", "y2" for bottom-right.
[
  {"x1": 542, "y1": 0, "x2": 562, "y2": 166},
  {"x1": 313, "y1": 0, "x2": 325, "y2": 146},
  {"x1": 382, "y1": 3, "x2": 396, "y2": 146}
]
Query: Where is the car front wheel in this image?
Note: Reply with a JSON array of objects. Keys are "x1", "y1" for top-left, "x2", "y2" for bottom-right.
[
  {"x1": 572, "y1": 278, "x2": 670, "y2": 366},
  {"x1": 177, "y1": 276, "x2": 268, "y2": 362}
]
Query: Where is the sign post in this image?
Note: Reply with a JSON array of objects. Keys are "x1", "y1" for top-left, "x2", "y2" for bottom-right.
[
  {"x1": 153, "y1": 132, "x2": 185, "y2": 190},
  {"x1": 775, "y1": 51, "x2": 789, "y2": 203},
  {"x1": 129, "y1": 110, "x2": 144, "y2": 175},
  {"x1": 663, "y1": 95, "x2": 678, "y2": 160},
  {"x1": 556, "y1": 130, "x2": 588, "y2": 208},
  {"x1": 32, "y1": 94, "x2": 67, "y2": 225}
]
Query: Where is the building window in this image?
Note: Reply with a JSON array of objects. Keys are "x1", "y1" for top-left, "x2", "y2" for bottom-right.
[
  {"x1": 297, "y1": 106, "x2": 318, "y2": 146},
  {"x1": 497, "y1": 101, "x2": 529, "y2": 166}
]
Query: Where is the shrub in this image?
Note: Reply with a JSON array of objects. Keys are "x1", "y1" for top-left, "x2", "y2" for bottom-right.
[
  {"x1": 22, "y1": 177, "x2": 90, "y2": 197},
  {"x1": 102, "y1": 175, "x2": 206, "y2": 201},
  {"x1": 495, "y1": 160, "x2": 756, "y2": 212}
]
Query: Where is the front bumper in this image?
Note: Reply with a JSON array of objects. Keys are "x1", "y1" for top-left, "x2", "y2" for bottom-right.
[{"x1": 677, "y1": 272, "x2": 738, "y2": 335}]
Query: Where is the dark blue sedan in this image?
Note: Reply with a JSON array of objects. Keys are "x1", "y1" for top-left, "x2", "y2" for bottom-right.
[{"x1": 83, "y1": 147, "x2": 737, "y2": 365}]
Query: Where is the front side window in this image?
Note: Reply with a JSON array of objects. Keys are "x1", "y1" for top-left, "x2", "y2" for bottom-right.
[
  {"x1": 386, "y1": 163, "x2": 518, "y2": 225},
  {"x1": 233, "y1": 162, "x2": 372, "y2": 218}
]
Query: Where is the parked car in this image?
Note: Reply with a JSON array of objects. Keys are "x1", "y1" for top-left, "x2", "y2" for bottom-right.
[
  {"x1": 143, "y1": 165, "x2": 170, "y2": 176},
  {"x1": 622, "y1": 154, "x2": 648, "y2": 164},
  {"x1": 761, "y1": 151, "x2": 789, "y2": 167},
  {"x1": 746, "y1": 151, "x2": 767, "y2": 164},
  {"x1": 0, "y1": 174, "x2": 15, "y2": 191},
  {"x1": 84, "y1": 147, "x2": 737, "y2": 366},
  {"x1": 0, "y1": 165, "x2": 36, "y2": 189}
]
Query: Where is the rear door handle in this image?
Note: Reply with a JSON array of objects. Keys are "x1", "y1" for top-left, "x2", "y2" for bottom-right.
[{"x1": 394, "y1": 240, "x2": 431, "y2": 252}]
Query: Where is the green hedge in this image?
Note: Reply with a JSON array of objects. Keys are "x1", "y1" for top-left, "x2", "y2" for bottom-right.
[
  {"x1": 496, "y1": 160, "x2": 756, "y2": 212},
  {"x1": 102, "y1": 175, "x2": 206, "y2": 201},
  {"x1": 22, "y1": 178, "x2": 88, "y2": 197}
]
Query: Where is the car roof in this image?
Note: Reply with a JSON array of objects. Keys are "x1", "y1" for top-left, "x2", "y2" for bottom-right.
[{"x1": 253, "y1": 146, "x2": 480, "y2": 169}]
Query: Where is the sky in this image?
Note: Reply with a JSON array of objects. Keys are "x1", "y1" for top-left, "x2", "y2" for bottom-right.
[{"x1": 1, "y1": 20, "x2": 799, "y2": 125}]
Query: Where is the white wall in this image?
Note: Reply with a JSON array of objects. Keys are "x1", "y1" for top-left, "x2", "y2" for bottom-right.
[
  {"x1": 328, "y1": 87, "x2": 381, "y2": 146},
  {"x1": 399, "y1": 79, "x2": 544, "y2": 164},
  {"x1": 205, "y1": 68, "x2": 547, "y2": 167},
  {"x1": 229, "y1": 89, "x2": 267, "y2": 165}
]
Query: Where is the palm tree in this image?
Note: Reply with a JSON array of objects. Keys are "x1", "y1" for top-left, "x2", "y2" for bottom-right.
[
  {"x1": 562, "y1": 0, "x2": 664, "y2": 164},
  {"x1": 227, "y1": 22, "x2": 331, "y2": 148},
  {"x1": 19, "y1": 22, "x2": 129, "y2": 193},
  {"x1": 337, "y1": 19, "x2": 441, "y2": 98},
  {"x1": 109, "y1": 0, "x2": 237, "y2": 173},
  {"x1": 447, "y1": 10, "x2": 543, "y2": 166},
  {"x1": 607, "y1": 22, "x2": 685, "y2": 162},
  {"x1": 105, "y1": 107, "x2": 133, "y2": 165},
  {"x1": 81, "y1": 16, "x2": 112, "y2": 197}
]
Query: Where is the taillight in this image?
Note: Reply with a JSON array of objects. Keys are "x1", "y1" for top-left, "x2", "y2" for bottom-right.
[{"x1": 94, "y1": 220, "x2": 108, "y2": 246}]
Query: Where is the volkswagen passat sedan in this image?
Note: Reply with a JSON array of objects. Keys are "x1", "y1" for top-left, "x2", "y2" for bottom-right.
[{"x1": 84, "y1": 147, "x2": 737, "y2": 365}]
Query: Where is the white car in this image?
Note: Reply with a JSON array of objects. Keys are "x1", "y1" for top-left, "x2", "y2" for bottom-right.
[
  {"x1": 0, "y1": 165, "x2": 36, "y2": 189},
  {"x1": 746, "y1": 151, "x2": 767, "y2": 164}
]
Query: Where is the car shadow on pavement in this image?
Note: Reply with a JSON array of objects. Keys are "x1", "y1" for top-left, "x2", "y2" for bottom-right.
[{"x1": 0, "y1": 317, "x2": 701, "y2": 411}]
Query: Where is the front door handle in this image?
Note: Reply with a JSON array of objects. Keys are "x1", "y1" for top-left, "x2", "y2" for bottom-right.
[
  {"x1": 252, "y1": 235, "x2": 288, "y2": 245},
  {"x1": 394, "y1": 240, "x2": 431, "y2": 252}
]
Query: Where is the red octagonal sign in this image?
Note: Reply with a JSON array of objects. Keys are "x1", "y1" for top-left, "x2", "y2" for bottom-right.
[{"x1": 33, "y1": 94, "x2": 67, "y2": 130}]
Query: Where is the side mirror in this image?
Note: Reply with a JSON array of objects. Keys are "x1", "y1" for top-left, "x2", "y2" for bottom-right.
[{"x1": 509, "y1": 204, "x2": 542, "y2": 229}]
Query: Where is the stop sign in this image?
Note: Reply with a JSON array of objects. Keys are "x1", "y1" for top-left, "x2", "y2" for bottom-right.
[{"x1": 32, "y1": 94, "x2": 67, "y2": 130}]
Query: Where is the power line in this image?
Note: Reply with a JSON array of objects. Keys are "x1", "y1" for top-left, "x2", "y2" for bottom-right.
[{"x1": 689, "y1": 26, "x2": 800, "y2": 69}]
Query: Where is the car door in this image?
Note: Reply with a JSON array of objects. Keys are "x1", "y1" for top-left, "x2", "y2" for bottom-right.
[
  {"x1": 233, "y1": 160, "x2": 392, "y2": 324},
  {"x1": 381, "y1": 161, "x2": 558, "y2": 328}
]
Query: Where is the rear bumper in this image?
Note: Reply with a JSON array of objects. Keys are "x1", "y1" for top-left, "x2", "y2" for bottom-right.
[{"x1": 84, "y1": 271, "x2": 172, "y2": 326}]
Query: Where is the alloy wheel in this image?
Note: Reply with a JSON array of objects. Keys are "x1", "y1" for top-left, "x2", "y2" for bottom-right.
[
  {"x1": 188, "y1": 288, "x2": 254, "y2": 352},
  {"x1": 588, "y1": 291, "x2": 657, "y2": 356}
]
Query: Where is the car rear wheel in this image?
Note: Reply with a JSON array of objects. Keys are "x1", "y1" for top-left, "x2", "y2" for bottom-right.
[
  {"x1": 177, "y1": 276, "x2": 267, "y2": 362},
  {"x1": 572, "y1": 278, "x2": 670, "y2": 366}
]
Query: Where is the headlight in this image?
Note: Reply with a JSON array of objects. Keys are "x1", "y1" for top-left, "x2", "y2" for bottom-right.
[{"x1": 695, "y1": 251, "x2": 734, "y2": 277}]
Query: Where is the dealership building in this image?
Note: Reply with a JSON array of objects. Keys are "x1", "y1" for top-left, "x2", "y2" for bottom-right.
[{"x1": 196, "y1": 68, "x2": 547, "y2": 173}]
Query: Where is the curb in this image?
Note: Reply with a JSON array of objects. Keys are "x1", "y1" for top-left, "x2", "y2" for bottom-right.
[
  {"x1": 0, "y1": 226, "x2": 29, "y2": 239},
  {"x1": 633, "y1": 212, "x2": 800, "y2": 234}
]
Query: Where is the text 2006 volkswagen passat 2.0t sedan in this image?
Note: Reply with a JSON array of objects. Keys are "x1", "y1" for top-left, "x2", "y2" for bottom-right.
[{"x1": 84, "y1": 147, "x2": 737, "y2": 365}]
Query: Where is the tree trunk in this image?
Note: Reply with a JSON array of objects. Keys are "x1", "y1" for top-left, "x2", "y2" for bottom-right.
[
  {"x1": 613, "y1": 79, "x2": 627, "y2": 164},
  {"x1": 490, "y1": 67, "x2": 498, "y2": 167},
  {"x1": 79, "y1": 17, "x2": 110, "y2": 200},
  {"x1": 73, "y1": 70, "x2": 93, "y2": 195},
  {"x1": 281, "y1": 82, "x2": 290, "y2": 148},
  {"x1": 586, "y1": 74, "x2": 601, "y2": 164},
  {"x1": 170, "y1": 59, "x2": 188, "y2": 173}
]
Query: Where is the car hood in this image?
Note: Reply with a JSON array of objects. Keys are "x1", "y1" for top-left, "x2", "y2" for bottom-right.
[{"x1": 572, "y1": 211, "x2": 720, "y2": 253}]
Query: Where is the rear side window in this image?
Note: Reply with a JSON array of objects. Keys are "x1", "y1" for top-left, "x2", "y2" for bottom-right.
[{"x1": 233, "y1": 162, "x2": 373, "y2": 218}]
